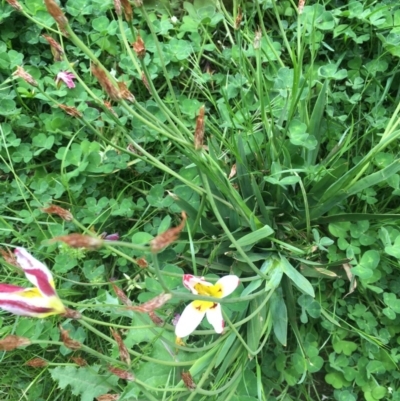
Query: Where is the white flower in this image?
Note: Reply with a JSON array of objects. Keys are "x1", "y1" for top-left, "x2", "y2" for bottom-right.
[
  {"x1": 175, "y1": 274, "x2": 239, "y2": 338},
  {"x1": 170, "y1": 16, "x2": 178, "y2": 25}
]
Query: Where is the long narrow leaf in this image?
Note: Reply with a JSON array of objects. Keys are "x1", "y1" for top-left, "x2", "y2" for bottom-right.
[
  {"x1": 307, "y1": 80, "x2": 328, "y2": 165},
  {"x1": 280, "y1": 256, "x2": 315, "y2": 297}
]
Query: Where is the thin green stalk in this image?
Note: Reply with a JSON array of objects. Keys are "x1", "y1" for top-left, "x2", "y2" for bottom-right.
[
  {"x1": 150, "y1": 252, "x2": 170, "y2": 293},
  {"x1": 137, "y1": 6, "x2": 182, "y2": 119},
  {"x1": 78, "y1": 317, "x2": 196, "y2": 366},
  {"x1": 33, "y1": 340, "x2": 122, "y2": 365},
  {"x1": 201, "y1": 172, "x2": 267, "y2": 278},
  {"x1": 117, "y1": 16, "x2": 142, "y2": 75}
]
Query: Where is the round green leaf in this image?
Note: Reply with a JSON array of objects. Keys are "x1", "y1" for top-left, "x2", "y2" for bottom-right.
[
  {"x1": 333, "y1": 340, "x2": 357, "y2": 356},
  {"x1": 131, "y1": 232, "x2": 153, "y2": 244},
  {"x1": 92, "y1": 16, "x2": 110, "y2": 33},
  {"x1": 371, "y1": 386, "x2": 387, "y2": 399},
  {"x1": 0, "y1": 99, "x2": 17, "y2": 116},
  {"x1": 325, "y1": 372, "x2": 350, "y2": 389},
  {"x1": 360, "y1": 250, "x2": 380, "y2": 270}
]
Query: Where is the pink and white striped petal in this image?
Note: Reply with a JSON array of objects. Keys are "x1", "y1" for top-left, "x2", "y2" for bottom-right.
[
  {"x1": 175, "y1": 301, "x2": 206, "y2": 338},
  {"x1": 14, "y1": 248, "x2": 56, "y2": 297},
  {"x1": 206, "y1": 303, "x2": 224, "y2": 333},
  {"x1": 0, "y1": 289, "x2": 65, "y2": 318},
  {"x1": 216, "y1": 275, "x2": 239, "y2": 298},
  {"x1": 182, "y1": 274, "x2": 212, "y2": 294},
  {"x1": 0, "y1": 284, "x2": 25, "y2": 293}
]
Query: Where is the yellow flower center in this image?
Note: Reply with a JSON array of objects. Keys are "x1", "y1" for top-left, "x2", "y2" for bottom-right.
[
  {"x1": 192, "y1": 282, "x2": 223, "y2": 312},
  {"x1": 20, "y1": 288, "x2": 42, "y2": 298},
  {"x1": 194, "y1": 282, "x2": 223, "y2": 297}
]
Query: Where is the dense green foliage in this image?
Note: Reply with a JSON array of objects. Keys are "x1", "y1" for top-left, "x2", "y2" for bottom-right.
[{"x1": 1, "y1": 0, "x2": 400, "y2": 400}]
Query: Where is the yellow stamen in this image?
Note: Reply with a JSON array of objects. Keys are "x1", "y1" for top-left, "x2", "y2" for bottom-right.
[
  {"x1": 193, "y1": 282, "x2": 223, "y2": 298},
  {"x1": 192, "y1": 300, "x2": 215, "y2": 312},
  {"x1": 20, "y1": 288, "x2": 42, "y2": 298}
]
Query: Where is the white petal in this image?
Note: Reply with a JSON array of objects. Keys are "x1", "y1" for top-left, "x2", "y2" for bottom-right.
[
  {"x1": 182, "y1": 274, "x2": 212, "y2": 294},
  {"x1": 206, "y1": 303, "x2": 224, "y2": 333},
  {"x1": 216, "y1": 275, "x2": 239, "y2": 298},
  {"x1": 175, "y1": 302, "x2": 206, "y2": 337}
]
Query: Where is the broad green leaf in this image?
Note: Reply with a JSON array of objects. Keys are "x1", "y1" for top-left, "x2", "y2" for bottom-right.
[
  {"x1": 92, "y1": 16, "x2": 110, "y2": 33},
  {"x1": 131, "y1": 231, "x2": 153, "y2": 244},
  {"x1": 236, "y1": 135, "x2": 254, "y2": 208},
  {"x1": 215, "y1": 333, "x2": 237, "y2": 367},
  {"x1": 280, "y1": 256, "x2": 315, "y2": 297},
  {"x1": 230, "y1": 225, "x2": 274, "y2": 248},
  {"x1": 288, "y1": 119, "x2": 317, "y2": 150},
  {"x1": 310, "y1": 159, "x2": 400, "y2": 220},
  {"x1": 383, "y1": 292, "x2": 400, "y2": 313},
  {"x1": 384, "y1": 235, "x2": 400, "y2": 258},
  {"x1": 360, "y1": 250, "x2": 380, "y2": 270},
  {"x1": 162, "y1": 264, "x2": 183, "y2": 288},
  {"x1": 270, "y1": 289, "x2": 287, "y2": 346},
  {"x1": 247, "y1": 297, "x2": 268, "y2": 353},
  {"x1": 307, "y1": 80, "x2": 328, "y2": 164},
  {"x1": 50, "y1": 365, "x2": 118, "y2": 401},
  {"x1": 371, "y1": 386, "x2": 387, "y2": 400},
  {"x1": 0, "y1": 99, "x2": 17, "y2": 116},
  {"x1": 325, "y1": 372, "x2": 351, "y2": 389},
  {"x1": 333, "y1": 340, "x2": 358, "y2": 356}
]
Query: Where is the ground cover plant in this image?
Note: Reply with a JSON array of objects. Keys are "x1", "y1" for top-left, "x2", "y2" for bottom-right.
[{"x1": 1, "y1": 0, "x2": 400, "y2": 400}]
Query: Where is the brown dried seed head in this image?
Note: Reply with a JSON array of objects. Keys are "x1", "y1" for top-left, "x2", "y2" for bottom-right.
[
  {"x1": 103, "y1": 101, "x2": 118, "y2": 117},
  {"x1": 59, "y1": 104, "x2": 82, "y2": 118},
  {"x1": 194, "y1": 105, "x2": 205, "y2": 150},
  {"x1": 44, "y1": 0, "x2": 68, "y2": 29},
  {"x1": 234, "y1": 7, "x2": 242, "y2": 30},
  {"x1": 111, "y1": 329, "x2": 131, "y2": 365},
  {"x1": 42, "y1": 34, "x2": 64, "y2": 61},
  {"x1": 42, "y1": 204, "x2": 73, "y2": 221},
  {"x1": 0, "y1": 247, "x2": 19, "y2": 268},
  {"x1": 254, "y1": 28, "x2": 262, "y2": 49},
  {"x1": 51, "y1": 233, "x2": 104, "y2": 249},
  {"x1": 108, "y1": 366, "x2": 135, "y2": 381},
  {"x1": 298, "y1": 0, "x2": 305, "y2": 14},
  {"x1": 181, "y1": 371, "x2": 196, "y2": 390},
  {"x1": 135, "y1": 257, "x2": 148, "y2": 268},
  {"x1": 71, "y1": 356, "x2": 87, "y2": 366},
  {"x1": 228, "y1": 164, "x2": 237, "y2": 179},
  {"x1": 91, "y1": 64, "x2": 121, "y2": 101},
  {"x1": 148, "y1": 311, "x2": 164, "y2": 325},
  {"x1": 150, "y1": 212, "x2": 187, "y2": 253},
  {"x1": 25, "y1": 358, "x2": 48, "y2": 368},
  {"x1": 59, "y1": 325, "x2": 82, "y2": 350},
  {"x1": 13, "y1": 66, "x2": 38, "y2": 87},
  {"x1": 141, "y1": 72, "x2": 150, "y2": 92},
  {"x1": 120, "y1": 0, "x2": 132, "y2": 21},
  {"x1": 62, "y1": 307, "x2": 82, "y2": 319},
  {"x1": 128, "y1": 293, "x2": 172, "y2": 313},
  {"x1": 97, "y1": 395, "x2": 120, "y2": 401},
  {"x1": 6, "y1": 0, "x2": 22, "y2": 12},
  {"x1": 114, "y1": 0, "x2": 121, "y2": 16},
  {"x1": 132, "y1": 36, "x2": 145, "y2": 59},
  {"x1": 110, "y1": 280, "x2": 132, "y2": 306},
  {"x1": 0, "y1": 335, "x2": 31, "y2": 351},
  {"x1": 117, "y1": 82, "x2": 135, "y2": 102}
]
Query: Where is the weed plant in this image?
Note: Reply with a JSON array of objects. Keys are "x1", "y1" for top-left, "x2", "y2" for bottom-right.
[{"x1": 1, "y1": 0, "x2": 400, "y2": 400}]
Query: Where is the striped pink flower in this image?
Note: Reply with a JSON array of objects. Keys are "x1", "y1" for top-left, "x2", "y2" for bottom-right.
[{"x1": 0, "y1": 248, "x2": 65, "y2": 318}]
